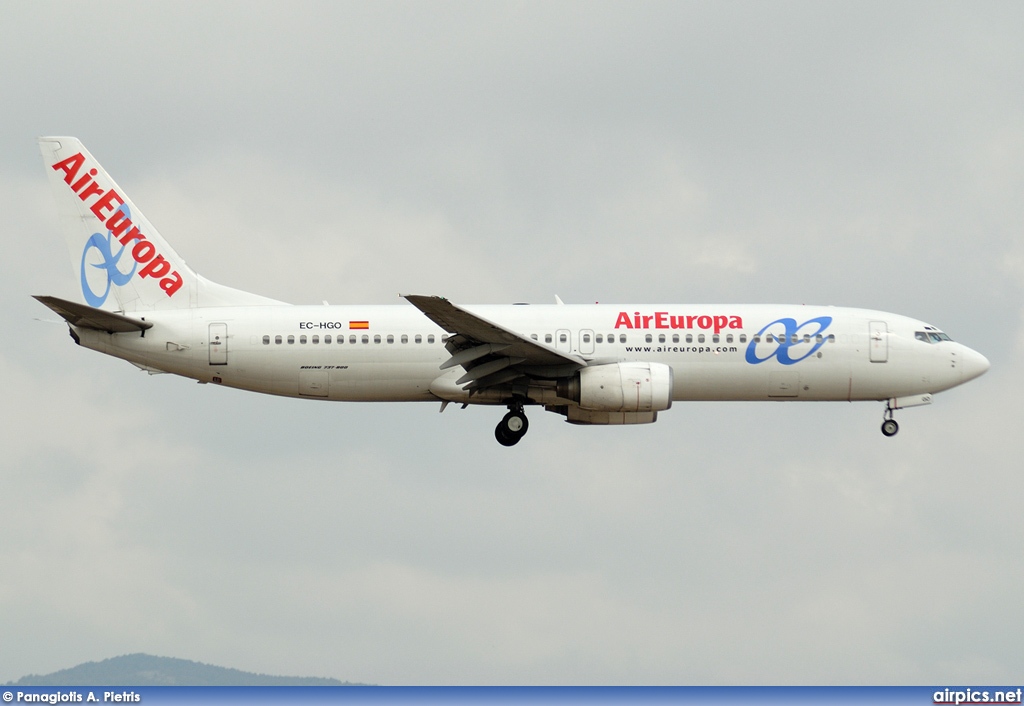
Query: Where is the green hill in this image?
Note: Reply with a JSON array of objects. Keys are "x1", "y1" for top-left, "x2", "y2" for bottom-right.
[{"x1": 7, "y1": 653, "x2": 364, "y2": 686}]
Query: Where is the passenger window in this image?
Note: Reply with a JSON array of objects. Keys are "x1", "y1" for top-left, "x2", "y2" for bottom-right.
[
  {"x1": 686, "y1": 334, "x2": 693, "y2": 343},
  {"x1": 545, "y1": 334, "x2": 552, "y2": 343},
  {"x1": 275, "y1": 335, "x2": 282, "y2": 344},
  {"x1": 361, "y1": 335, "x2": 369, "y2": 344},
  {"x1": 672, "y1": 334, "x2": 679, "y2": 343},
  {"x1": 401, "y1": 334, "x2": 408, "y2": 343},
  {"x1": 766, "y1": 333, "x2": 774, "y2": 343},
  {"x1": 595, "y1": 334, "x2": 603, "y2": 343},
  {"x1": 325, "y1": 335, "x2": 332, "y2": 344},
  {"x1": 374, "y1": 335, "x2": 381, "y2": 344},
  {"x1": 559, "y1": 333, "x2": 567, "y2": 343},
  {"x1": 740, "y1": 334, "x2": 747, "y2": 343},
  {"x1": 312, "y1": 335, "x2": 319, "y2": 344},
  {"x1": 645, "y1": 334, "x2": 653, "y2": 343},
  {"x1": 583, "y1": 333, "x2": 591, "y2": 343},
  {"x1": 713, "y1": 334, "x2": 720, "y2": 343},
  {"x1": 726, "y1": 334, "x2": 733, "y2": 343},
  {"x1": 300, "y1": 335, "x2": 307, "y2": 344},
  {"x1": 658, "y1": 334, "x2": 665, "y2": 343},
  {"x1": 262, "y1": 335, "x2": 270, "y2": 345},
  {"x1": 415, "y1": 334, "x2": 422, "y2": 344},
  {"x1": 828, "y1": 335, "x2": 835, "y2": 342},
  {"x1": 698, "y1": 334, "x2": 705, "y2": 343},
  {"x1": 349, "y1": 335, "x2": 356, "y2": 344},
  {"x1": 287, "y1": 335, "x2": 295, "y2": 344},
  {"x1": 531, "y1": 334, "x2": 538, "y2": 340},
  {"x1": 791, "y1": 334, "x2": 798, "y2": 344},
  {"x1": 619, "y1": 334, "x2": 626, "y2": 343},
  {"x1": 387, "y1": 335, "x2": 394, "y2": 344},
  {"x1": 427, "y1": 335, "x2": 435, "y2": 344}
]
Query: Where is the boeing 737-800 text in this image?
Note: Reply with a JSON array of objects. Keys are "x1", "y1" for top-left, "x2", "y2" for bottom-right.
[{"x1": 34, "y1": 137, "x2": 989, "y2": 446}]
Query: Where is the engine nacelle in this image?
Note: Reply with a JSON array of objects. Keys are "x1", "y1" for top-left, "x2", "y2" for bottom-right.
[
  {"x1": 562, "y1": 407, "x2": 659, "y2": 425},
  {"x1": 561, "y1": 362, "x2": 674, "y2": 413}
]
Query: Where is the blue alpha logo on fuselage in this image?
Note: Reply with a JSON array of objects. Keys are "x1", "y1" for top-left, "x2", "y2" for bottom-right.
[{"x1": 745, "y1": 316, "x2": 833, "y2": 365}]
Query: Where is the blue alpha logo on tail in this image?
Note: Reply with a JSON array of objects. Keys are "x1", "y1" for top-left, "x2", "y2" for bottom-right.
[
  {"x1": 80, "y1": 204, "x2": 137, "y2": 307},
  {"x1": 52, "y1": 149, "x2": 184, "y2": 303}
]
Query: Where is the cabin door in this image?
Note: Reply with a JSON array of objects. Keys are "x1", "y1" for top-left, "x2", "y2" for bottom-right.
[
  {"x1": 209, "y1": 323, "x2": 228, "y2": 365},
  {"x1": 869, "y1": 321, "x2": 888, "y2": 363}
]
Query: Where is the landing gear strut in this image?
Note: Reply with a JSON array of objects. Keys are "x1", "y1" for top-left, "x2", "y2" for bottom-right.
[
  {"x1": 495, "y1": 401, "x2": 529, "y2": 446},
  {"x1": 881, "y1": 403, "x2": 899, "y2": 437}
]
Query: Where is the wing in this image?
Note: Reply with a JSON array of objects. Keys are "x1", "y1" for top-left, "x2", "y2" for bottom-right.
[
  {"x1": 33, "y1": 295, "x2": 153, "y2": 333},
  {"x1": 403, "y1": 295, "x2": 585, "y2": 391}
]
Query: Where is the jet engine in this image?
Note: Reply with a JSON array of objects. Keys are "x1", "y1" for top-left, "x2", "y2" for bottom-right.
[{"x1": 558, "y1": 361, "x2": 674, "y2": 413}]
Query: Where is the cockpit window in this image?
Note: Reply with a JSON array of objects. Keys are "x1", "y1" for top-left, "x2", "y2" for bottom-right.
[{"x1": 915, "y1": 330, "x2": 953, "y2": 344}]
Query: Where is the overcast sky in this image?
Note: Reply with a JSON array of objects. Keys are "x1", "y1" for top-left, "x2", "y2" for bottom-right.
[{"x1": 1, "y1": 0, "x2": 1022, "y2": 685}]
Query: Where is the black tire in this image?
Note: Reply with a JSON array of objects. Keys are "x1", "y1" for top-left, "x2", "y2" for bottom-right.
[
  {"x1": 881, "y1": 419, "x2": 899, "y2": 437},
  {"x1": 504, "y1": 411, "x2": 529, "y2": 437},
  {"x1": 495, "y1": 422, "x2": 520, "y2": 446}
]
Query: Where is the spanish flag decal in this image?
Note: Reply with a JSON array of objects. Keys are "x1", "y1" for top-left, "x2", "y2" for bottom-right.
[{"x1": 349, "y1": 321, "x2": 370, "y2": 330}]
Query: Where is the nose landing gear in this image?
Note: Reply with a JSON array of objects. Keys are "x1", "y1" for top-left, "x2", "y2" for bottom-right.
[
  {"x1": 495, "y1": 401, "x2": 529, "y2": 446},
  {"x1": 881, "y1": 403, "x2": 899, "y2": 437}
]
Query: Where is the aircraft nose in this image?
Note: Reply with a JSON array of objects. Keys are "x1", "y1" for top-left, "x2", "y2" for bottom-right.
[{"x1": 961, "y1": 346, "x2": 990, "y2": 382}]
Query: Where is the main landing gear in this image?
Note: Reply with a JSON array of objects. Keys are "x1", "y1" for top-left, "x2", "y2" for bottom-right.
[
  {"x1": 881, "y1": 403, "x2": 899, "y2": 437},
  {"x1": 495, "y1": 401, "x2": 529, "y2": 447}
]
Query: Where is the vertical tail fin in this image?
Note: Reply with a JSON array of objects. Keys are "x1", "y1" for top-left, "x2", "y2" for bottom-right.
[{"x1": 38, "y1": 137, "x2": 282, "y2": 311}]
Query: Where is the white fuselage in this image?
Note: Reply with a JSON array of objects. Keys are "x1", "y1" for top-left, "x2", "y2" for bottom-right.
[{"x1": 72, "y1": 303, "x2": 989, "y2": 406}]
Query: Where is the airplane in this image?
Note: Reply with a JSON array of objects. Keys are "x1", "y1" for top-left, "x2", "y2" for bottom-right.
[{"x1": 33, "y1": 137, "x2": 990, "y2": 446}]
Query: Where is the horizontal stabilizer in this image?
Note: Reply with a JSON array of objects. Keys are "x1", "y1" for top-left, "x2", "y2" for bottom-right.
[{"x1": 33, "y1": 295, "x2": 153, "y2": 333}]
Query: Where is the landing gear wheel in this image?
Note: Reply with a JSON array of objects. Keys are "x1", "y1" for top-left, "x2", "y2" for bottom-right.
[
  {"x1": 495, "y1": 423, "x2": 520, "y2": 446},
  {"x1": 504, "y1": 411, "x2": 528, "y2": 436},
  {"x1": 494, "y1": 404, "x2": 529, "y2": 446},
  {"x1": 881, "y1": 419, "x2": 899, "y2": 437}
]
